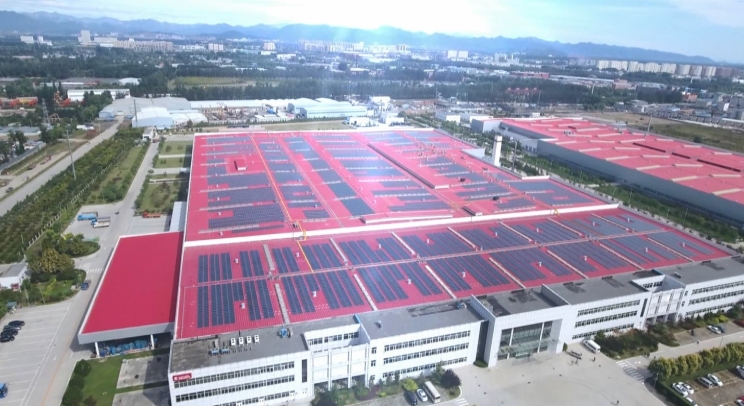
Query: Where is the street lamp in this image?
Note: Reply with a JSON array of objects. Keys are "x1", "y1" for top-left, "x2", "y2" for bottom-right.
[{"x1": 66, "y1": 130, "x2": 77, "y2": 180}]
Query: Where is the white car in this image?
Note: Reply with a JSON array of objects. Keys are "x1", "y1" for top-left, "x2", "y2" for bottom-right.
[
  {"x1": 735, "y1": 400, "x2": 744, "y2": 406},
  {"x1": 672, "y1": 383, "x2": 689, "y2": 396},
  {"x1": 680, "y1": 382, "x2": 694, "y2": 394},
  {"x1": 684, "y1": 397, "x2": 698, "y2": 406},
  {"x1": 416, "y1": 389, "x2": 428, "y2": 402},
  {"x1": 706, "y1": 325, "x2": 722, "y2": 334},
  {"x1": 706, "y1": 373, "x2": 723, "y2": 386}
]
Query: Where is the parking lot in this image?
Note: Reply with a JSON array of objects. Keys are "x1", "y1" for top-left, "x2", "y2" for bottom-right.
[
  {"x1": 685, "y1": 369, "x2": 744, "y2": 406},
  {"x1": 0, "y1": 301, "x2": 70, "y2": 405}
]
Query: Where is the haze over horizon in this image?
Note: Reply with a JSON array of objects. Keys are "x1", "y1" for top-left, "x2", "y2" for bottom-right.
[{"x1": 5, "y1": 0, "x2": 744, "y2": 62}]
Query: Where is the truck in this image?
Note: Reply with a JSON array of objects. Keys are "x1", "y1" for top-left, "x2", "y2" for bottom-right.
[
  {"x1": 77, "y1": 212, "x2": 98, "y2": 221},
  {"x1": 81, "y1": 280, "x2": 91, "y2": 291},
  {"x1": 0, "y1": 383, "x2": 7, "y2": 398},
  {"x1": 91, "y1": 216, "x2": 111, "y2": 228}
]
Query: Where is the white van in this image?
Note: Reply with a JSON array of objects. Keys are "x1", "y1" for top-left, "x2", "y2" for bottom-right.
[{"x1": 583, "y1": 339, "x2": 601, "y2": 353}]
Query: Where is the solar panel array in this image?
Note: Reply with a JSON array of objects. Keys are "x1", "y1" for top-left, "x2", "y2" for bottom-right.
[
  {"x1": 281, "y1": 271, "x2": 365, "y2": 315},
  {"x1": 272, "y1": 247, "x2": 302, "y2": 273},
  {"x1": 302, "y1": 243, "x2": 344, "y2": 270},
  {"x1": 208, "y1": 173, "x2": 269, "y2": 187},
  {"x1": 428, "y1": 256, "x2": 511, "y2": 292},
  {"x1": 339, "y1": 237, "x2": 410, "y2": 266},
  {"x1": 358, "y1": 262, "x2": 443, "y2": 303},
  {"x1": 458, "y1": 227, "x2": 529, "y2": 250},
  {"x1": 238, "y1": 250, "x2": 265, "y2": 277},
  {"x1": 208, "y1": 204, "x2": 285, "y2": 230},
  {"x1": 195, "y1": 281, "x2": 274, "y2": 328},
  {"x1": 512, "y1": 221, "x2": 581, "y2": 243},
  {"x1": 508, "y1": 181, "x2": 594, "y2": 206},
  {"x1": 647, "y1": 232, "x2": 712, "y2": 257},
  {"x1": 402, "y1": 232, "x2": 472, "y2": 256},
  {"x1": 561, "y1": 217, "x2": 629, "y2": 237},
  {"x1": 548, "y1": 242, "x2": 630, "y2": 272},
  {"x1": 491, "y1": 248, "x2": 574, "y2": 282},
  {"x1": 603, "y1": 215, "x2": 660, "y2": 232},
  {"x1": 602, "y1": 236, "x2": 679, "y2": 264},
  {"x1": 208, "y1": 187, "x2": 276, "y2": 207}
]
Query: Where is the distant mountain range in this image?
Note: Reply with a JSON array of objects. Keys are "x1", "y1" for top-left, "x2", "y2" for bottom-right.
[{"x1": 0, "y1": 10, "x2": 716, "y2": 64}]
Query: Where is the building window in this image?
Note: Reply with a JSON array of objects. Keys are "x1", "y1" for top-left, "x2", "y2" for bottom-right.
[
  {"x1": 689, "y1": 290, "x2": 744, "y2": 305},
  {"x1": 692, "y1": 281, "x2": 744, "y2": 295},
  {"x1": 383, "y1": 331, "x2": 470, "y2": 352},
  {"x1": 371, "y1": 347, "x2": 377, "y2": 354},
  {"x1": 383, "y1": 344, "x2": 468, "y2": 365},
  {"x1": 213, "y1": 391, "x2": 294, "y2": 406},
  {"x1": 173, "y1": 362, "x2": 295, "y2": 388},
  {"x1": 382, "y1": 357, "x2": 466, "y2": 378},
  {"x1": 371, "y1": 360, "x2": 376, "y2": 367},
  {"x1": 577, "y1": 300, "x2": 640, "y2": 317},
  {"x1": 175, "y1": 375, "x2": 295, "y2": 402},
  {"x1": 574, "y1": 311, "x2": 638, "y2": 328},
  {"x1": 572, "y1": 324, "x2": 634, "y2": 340}
]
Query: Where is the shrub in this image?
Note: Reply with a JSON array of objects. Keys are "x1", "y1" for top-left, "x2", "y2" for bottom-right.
[
  {"x1": 473, "y1": 360, "x2": 488, "y2": 368},
  {"x1": 441, "y1": 369, "x2": 461, "y2": 389},
  {"x1": 69, "y1": 374, "x2": 85, "y2": 390},
  {"x1": 83, "y1": 395, "x2": 97, "y2": 406},
  {"x1": 401, "y1": 378, "x2": 418, "y2": 392},
  {"x1": 563, "y1": 343, "x2": 568, "y2": 352},
  {"x1": 377, "y1": 392, "x2": 386, "y2": 398},
  {"x1": 62, "y1": 386, "x2": 83, "y2": 406},
  {"x1": 74, "y1": 360, "x2": 92, "y2": 377}
]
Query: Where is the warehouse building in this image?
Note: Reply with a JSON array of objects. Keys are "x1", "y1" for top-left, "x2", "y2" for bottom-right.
[
  {"x1": 76, "y1": 128, "x2": 744, "y2": 406},
  {"x1": 99, "y1": 97, "x2": 207, "y2": 129},
  {"x1": 494, "y1": 118, "x2": 744, "y2": 228}
]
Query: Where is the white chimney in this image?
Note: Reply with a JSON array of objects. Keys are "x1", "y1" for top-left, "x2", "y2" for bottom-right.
[{"x1": 493, "y1": 135, "x2": 503, "y2": 167}]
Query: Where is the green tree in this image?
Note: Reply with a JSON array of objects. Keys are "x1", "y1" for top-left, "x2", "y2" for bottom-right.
[
  {"x1": 441, "y1": 369, "x2": 461, "y2": 389},
  {"x1": 30, "y1": 248, "x2": 74, "y2": 273},
  {"x1": 401, "y1": 378, "x2": 418, "y2": 392},
  {"x1": 394, "y1": 371, "x2": 400, "y2": 384}
]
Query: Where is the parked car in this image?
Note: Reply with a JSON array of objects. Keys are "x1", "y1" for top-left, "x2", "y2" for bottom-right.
[
  {"x1": 404, "y1": 390, "x2": 418, "y2": 405},
  {"x1": 680, "y1": 383, "x2": 694, "y2": 394},
  {"x1": 6, "y1": 321, "x2": 24, "y2": 328},
  {"x1": 706, "y1": 374, "x2": 723, "y2": 386},
  {"x1": 1, "y1": 329, "x2": 18, "y2": 336},
  {"x1": 2, "y1": 325, "x2": 20, "y2": 332},
  {"x1": 697, "y1": 376, "x2": 715, "y2": 388},
  {"x1": 416, "y1": 388, "x2": 429, "y2": 402},
  {"x1": 707, "y1": 325, "x2": 723, "y2": 335},
  {"x1": 684, "y1": 397, "x2": 698, "y2": 406},
  {"x1": 0, "y1": 335, "x2": 13, "y2": 343},
  {"x1": 672, "y1": 383, "x2": 689, "y2": 396},
  {"x1": 716, "y1": 324, "x2": 727, "y2": 334},
  {"x1": 736, "y1": 365, "x2": 744, "y2": 379}
]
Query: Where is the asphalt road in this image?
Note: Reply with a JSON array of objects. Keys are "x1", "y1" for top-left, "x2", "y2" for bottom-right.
[
  {"x1": 0, "y1": 118, "x2": 123, "y2": 217},
  {"x1": 13, "y1": 141, "x2": 158, "y2": 406}
]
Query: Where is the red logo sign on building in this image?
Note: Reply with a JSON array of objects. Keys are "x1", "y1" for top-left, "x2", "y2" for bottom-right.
[{"x1": 172, "y1": 373, "x2": 192, "y2": 382}]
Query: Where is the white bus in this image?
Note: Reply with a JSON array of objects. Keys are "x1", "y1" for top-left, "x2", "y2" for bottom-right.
[
  {"x1": 583, "y1": 339, "x2": 601, "y2": 353},
  {"x1": 423, "y1": 381, "x2": 441, "y2": 404}
]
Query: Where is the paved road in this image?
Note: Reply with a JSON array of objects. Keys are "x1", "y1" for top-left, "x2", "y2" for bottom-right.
[
  {"x1": 0, "y1": 118, "x2": 123, "y2": 217},
  {"x1": 15, "y1": 141, "x2": 158, "y2": 406}
]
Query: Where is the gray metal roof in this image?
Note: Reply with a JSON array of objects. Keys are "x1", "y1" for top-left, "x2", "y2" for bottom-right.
[
  {"x1": 0, "y1": 263, "x2": 27, "y2": 278},
  {"x1": 658, "y1": 257, "x2": 744, "y2": 285},
  {"x1": 479, "y1": 288, "x2": 559, "y2": 316},
  {"x1": 546, "y1": 273, "x2": 648, "y2": 305},
  {"x1": 358, "y1": 301, "x2": 483, "y2": 340},
  {"x1": 100, "y1": 97, "x2": 192, "y2": 115}
]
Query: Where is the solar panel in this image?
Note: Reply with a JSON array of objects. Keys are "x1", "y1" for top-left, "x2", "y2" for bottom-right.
[
  {"x1": 315, "y1": 273, "x2": 340, "y2": 309},
  {"x1": 389, "y1": 202, "x2": 450, "y2": 212},
  {"x1": 338, "y1": 271, "x2": 365, "y2": 306},
  {"x1": 208, "y1": 173, "x2": 269, "y2": 187},
  {"x1": 273, "y1": 172, "x2": 304, "y2": 183},
  {"x1": 245, "y1": 281, "x2": 262, "y2": 320},
  {"x1": 208, "y1": 188, "x2": 277, "y2": 207},
  {"x1": 198, "y1": 255, "x2": 208, "y2": 283},
  {"x1": 208, "y1": 204, "x2": 285, "y2": 229},
  {"x1": 304, "y1": 209, "x2": 330, "y2": 219},
  {"x1": 257, "y1": 279, "x2": 275, "y2": 318},
  {"x1": 342, "y1": 198, "x2": 375, "y2": 216},
  {"x1": 282, "y1": 277, "x2": 302, "y2": 314},
  {"x1": 197, "y1": 286, "x2": 209, "y2": 328}
]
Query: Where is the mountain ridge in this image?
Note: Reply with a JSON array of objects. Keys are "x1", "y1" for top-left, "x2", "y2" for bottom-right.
[{"x1": 0, "y1": 10, "x2": 716, "y2": 64}]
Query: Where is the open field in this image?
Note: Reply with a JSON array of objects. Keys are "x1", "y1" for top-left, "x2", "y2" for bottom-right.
[
  {"x1": 154, "y1": 156, "x2": 191, "y2": 168},
  {"x1": 139, "y1": 179, "x2": 187, "y2": 214},
  {"x1": 652, "y1": 123, "x2": 744, "y2": 153},
  {"x1": 169, "y1": 76, "x2": 280, "y2": 88},
  {"x1": 84, "y1": 144, "x2": 146, "y2": 205},
  {"x1": 583, "y1": 112, "x2": 681, "y2": 126},
  {"x1": 161, "y1": 140, "x2": 193, "y2": 154},
  {"x1": 260, "y1": 120, "x2": 352, "y2": 131}
]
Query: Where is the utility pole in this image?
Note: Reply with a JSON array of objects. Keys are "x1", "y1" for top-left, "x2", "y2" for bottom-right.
[{"x1": 66, "y1": 130, "x2": 76, "y2": 180}]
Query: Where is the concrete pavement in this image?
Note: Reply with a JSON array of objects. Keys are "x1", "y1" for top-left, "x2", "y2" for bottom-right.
[
  {"x1": 0, "y1": 118, "x2": 123, "y2": 217},
  {"x1": 19, "y1": 141, "x2": 158, "y2": 406}
]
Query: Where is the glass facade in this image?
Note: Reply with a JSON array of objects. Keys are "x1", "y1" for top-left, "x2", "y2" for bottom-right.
[{"x1": 497, "y1": 321, "x2": 553, "y2": 360}]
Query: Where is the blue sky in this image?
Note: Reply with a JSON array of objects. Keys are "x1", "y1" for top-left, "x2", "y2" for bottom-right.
[{"x1": 7, "y1": 0, "x2": 744, "y2": 62}]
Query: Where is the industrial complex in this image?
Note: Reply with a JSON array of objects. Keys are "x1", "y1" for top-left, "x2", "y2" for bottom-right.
[
  {"x1": 77, "y1": 127, "x2": 744, "y2": 406},
  {"x1": 475, "y1": 117, "x2": 744, "y2": 228}
]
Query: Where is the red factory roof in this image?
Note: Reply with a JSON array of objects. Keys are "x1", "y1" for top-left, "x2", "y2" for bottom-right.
[
  {"x1": 174, "y1": 208, "x2": 729, "y2": 339},
  {"x1": 503, "y1": 118, "x2": 744, "y2": 204},
  {"x1": 81, "y1": 232, "x2": 182, "y2": 335},
  {"x1": 185, "y1": 129, "x2": 602, "y2": 242}
]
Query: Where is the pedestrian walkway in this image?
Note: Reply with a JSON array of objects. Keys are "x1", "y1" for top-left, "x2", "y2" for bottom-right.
[
  {"x1": 616, "y1": 360, "x2": 647, "y2": 382},
  {"x1": 451, "y1": 397, "x2": 469, "y2": 406},
  {"x1": 86, "y1": 267, "x2": 103, "y2": 274}
]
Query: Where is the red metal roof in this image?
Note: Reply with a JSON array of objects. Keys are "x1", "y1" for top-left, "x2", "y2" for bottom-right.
[
  {"x1": 503, "y1": 118, "x2": 744, "y2": 204},
  {"x1": 82, "y1": 232, "x2": 182, "y2": 334}
]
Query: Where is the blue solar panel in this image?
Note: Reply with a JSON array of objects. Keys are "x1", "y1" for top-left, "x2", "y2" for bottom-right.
[
  {"x1": 380, "y1": 180, "x2": 420, "y2": 188},
  {"x1": 245, "y1": 281, "x2": 262, "y2": 320},
  {"x1": 459, "y1": 227, "x2": 528, "y2": 250},
  {"x1": 496, "y1": 198, "x2": 535, "y2": 210},
  {"x1": 549, "y1": 242, "x2": 628, "y2": 272},
  {"x1": 402, "y1": 232, "x2": 470, "y2": 256},
  {"x1": 342, "y1": 198, "x2": 375, "y2": 216},
  {"x1": 512, "y1": 221, "x2": 581, "y2": 243},
  {"x1": 209, "y1": 188, "x2": 277, "y2": 207},
  {"x1": 273, "y1": 172, "x2": 304, "y2": 183},
  {"x1": 315, "y1": 273, "x2": 340, "y2": 309},
  {"x1": 491, "y1": 249, "x2": 574, "y2": 282},
  {"x1": 328, "y1": 182, "x2": 357, "y2": 198},
  {"x1": 209, "y1": 254, "x2": 221, "y2": 282},
  {"x1": 605, "y1": 236, "x2": 679, "y2": 261},
  {"x1": 257, "y1": 279, "x2": 274, "y2": 318},
  {"x1": 198, "y1": 255, "x2": 208, "y2": 283},
  {"x1": 647, "y1": 232, "x2": 712, "y2": 257},
  {"x1": 318, "y1": 171, "x2": 343, "y2": 182},
  {"x1": 220, "y1": 252, "x2": 233, "y2": 279},
  {"x1": 389, "y1": 201, "x2": 450, "y2": 212},
  {"x1": 269, "y1": 163, "x2": 297, "y2": 172},
  {"x1": 328, "y1": 272, "x2": 353, "y2": 307},
  {"x1": 208, "y1": 173, "x2": 269, "y2": 187},
  {"x1": 304, "y1": 209, "x2": 330, "y2": 219},
  {"x1": 350, "y1": 169, "x2": 402, "y2": 177},
  {"x1": 208, "y1": 166, "x2": 227, "y2": 176},
  {"x1": 338, "y1": 271, "x2": 365, "y2": 306},
  {"x1": 281, "y1": 278, "x2": 302, "y2": 314},
  {"x1": 209, "y1": 204, "x2": 285, "y2": 229},
  {"x1": 197, "y1": 286, "x2": 209, "y2": 328}
]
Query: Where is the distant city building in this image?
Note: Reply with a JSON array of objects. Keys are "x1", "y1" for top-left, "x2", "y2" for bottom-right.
[
  {"x1": 660, "y1": 63, "x2": 677, "y2": 74},
  {"x1": 19, "y1": 35, "x2": 34, "y2": 44},
  {"x1": 701, "y1": 66, "x2": 717, "y2": 78},
  {"x1": 263, "y1": 42, "x2": 276, "y2": 51},
  {"x1": 690, "y1": 65, "x2": 703, "y2": 77},
  {"x1": 675, "y1": 64, "x2": 691, "y2": 75},
  {"x1": 715, "y1": 67, "x2": 734, "y2": 78},
  {"x1": 643, "y1": 62, "x2": 661, "y2": 73},
  {"x1": 208, "y1": 43, "x2": 224, "y2": 52},
  {"x1": 94, "y1": 37, "x2": 117, "y2": 46},
  {"x1": 78, "y1": 30, "x2": 91, "y2": 44}
]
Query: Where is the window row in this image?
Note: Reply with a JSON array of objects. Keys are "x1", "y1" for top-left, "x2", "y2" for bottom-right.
[
  {"x1": 692, "y1": 281, "x2": 744, "y2": 296},
  {"x1": 383, "y1": 344, "x2": 469, "y2": 365},
  {"x1": 175, "y1": 375, "x2": 295, "y2": 402},
  {"x1": 574, "y1": 311, "x2": 638, "y2": 328},
  {"x1": 307, "y1": 331, "x2": 359, "y2": 346},
  {"x1": 690, "y1": 290, "x2": 744, "y2": 305},
  {"x1": 572, "y1": 324, "x2": 634, "y2": 340},
  {"x1": 384, "y1": 331, "x2": 470, "y2": 352},
  {"x1": 173, "y1": 362, "x2": 295, "y2": 388},
  {"x1": 382, "y1": 358, "x2": 467, "y2": 378},
  {"x1": 214, "y1": 391, "x2": 293, "y2": 406},
  {"x1": 577, "y1": 300, "x2": 640, "y2": 317},
  {"x1": 688, "y1": 302, "x2": 737, "y2": 317},
  {"x1": 642, "y1": 282, "x2": 662, "y2": 289}
]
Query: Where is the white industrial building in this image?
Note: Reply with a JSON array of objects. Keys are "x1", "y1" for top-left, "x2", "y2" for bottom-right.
[
  {"x1": 168, "y1": 256, "x2": 744, "y2": 405},
  {"x1": 99, "y1": 97, "x2": 207, "y2": 129},
  {"x1": 435, "y1": 111, "x2": 461, "y2": 123},
  {"x1": 0, "y1": 263, "x2": 28, "y2": 290},
  {"x1": 68, "y1": 88, "x2": 131, "y2": 102}
]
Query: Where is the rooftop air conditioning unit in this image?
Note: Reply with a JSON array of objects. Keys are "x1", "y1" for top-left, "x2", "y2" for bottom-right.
[
  {"x1": 254, "y1": 335, "x2": 260, "y2": 343},
  {"x1": 230, "y1": 338, "x2": 236, "y2": 346},
  {"x1": 238, "y1": 337, "x2": 245, "y2": 345},
  {"x1": 246, "y1": 336, "x2": 252, "y2": 344}
]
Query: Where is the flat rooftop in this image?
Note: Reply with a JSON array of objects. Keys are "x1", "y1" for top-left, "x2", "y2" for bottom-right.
[
  {"x1": 501, "y1": 118, "x2": 744, "y2": 205},
  {"x1": 184, "y1": 129, "x2": 603, "y2": 242},
  {"x1": 479, "y1": 288, "x2": 559, "y2": 316},
  {"x1": 81, "y1": 232, "x2": 182, "y2": 335},
  {"x1": 359, "y1": 301, "x2": 483, "y2": 340},
  {"x1": 546, "y1": 273, "x2": 647, "y2": 305},
  {"x1": 658, "y1": 257, "x2": 744, "y2": 285}
]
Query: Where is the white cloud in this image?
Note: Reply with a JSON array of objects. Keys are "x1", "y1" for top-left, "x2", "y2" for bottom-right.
[{"x1": 667, "y1": 0, "x2": 744, "y2": 27}]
